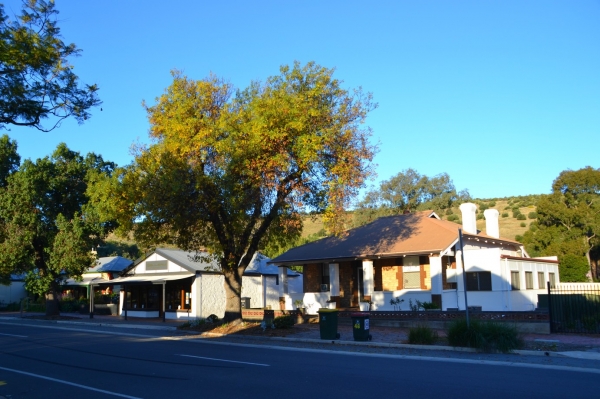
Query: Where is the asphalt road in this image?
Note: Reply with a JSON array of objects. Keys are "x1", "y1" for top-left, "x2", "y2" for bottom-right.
[{"x1": 1, "y1": 320, "x2": 599, "y2": 398}]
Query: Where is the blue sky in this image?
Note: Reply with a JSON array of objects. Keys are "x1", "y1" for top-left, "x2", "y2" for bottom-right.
[{"x1": 3, "y1": 0, "x2": 599, "y2": 200}]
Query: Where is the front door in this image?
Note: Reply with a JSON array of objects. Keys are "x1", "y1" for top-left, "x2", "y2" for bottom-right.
[{"x1": 351, "y1": 266, "x2": 364, "y2": 307}]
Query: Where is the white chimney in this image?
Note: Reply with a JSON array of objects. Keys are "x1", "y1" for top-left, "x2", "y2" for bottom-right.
[
  {"x1": 484, "y1": 208, "x2": 500, "y2": 238},
  {"x1": 459, "y1": 203, "x2": 478, "y2": 234}
]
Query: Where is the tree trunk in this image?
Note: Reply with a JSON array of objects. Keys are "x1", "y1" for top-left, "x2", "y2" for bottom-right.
[
  {"x1": 222, "y1": 269, "x2": 243, "y2": 324},
  {"x1": 45, "y1": 286, "x2": 60, "y2": 316}
]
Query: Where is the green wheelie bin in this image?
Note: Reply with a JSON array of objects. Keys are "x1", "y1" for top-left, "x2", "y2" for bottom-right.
[
  {"x1": 351, "y1": 312, "x2": 372, "y2": 341},
  {"x1": 318, "y1": 308, "x2": 340, "y2": 339}
]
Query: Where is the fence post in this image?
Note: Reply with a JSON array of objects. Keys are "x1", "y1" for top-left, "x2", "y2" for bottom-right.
[{"x1": 547, "y1": 281, "x2": 553, "y2": 333}]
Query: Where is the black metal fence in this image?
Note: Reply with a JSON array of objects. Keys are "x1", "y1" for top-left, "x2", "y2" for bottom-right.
[{"x1": 544, "y1": 282, "x2": 600, "y2": 334}]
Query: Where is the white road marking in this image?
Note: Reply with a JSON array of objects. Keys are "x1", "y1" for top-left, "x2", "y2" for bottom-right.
[
  {"x1": 178, "y1": 354, "x2": 270, "y2": 367},
  {"x1": 0, "y1": 366, "x2": 142, "y2": 398},
  {"x1": 2, "y1": 320, "x2": 600, "y2": 375},
  {"x1": 0, "y1": 332, "x2": 27, "y2": 338}
]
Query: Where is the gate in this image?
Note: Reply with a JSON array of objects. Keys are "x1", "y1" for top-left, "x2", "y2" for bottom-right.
[{"x1": 547, "y1": 282, "x2": 600, "y2": 334}]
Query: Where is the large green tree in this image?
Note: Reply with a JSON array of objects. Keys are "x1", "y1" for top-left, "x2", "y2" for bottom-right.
[
  {"x1": 0, "y1": 0, "x2": 100, "y2": 131},
  {"x1": 353, "y1": 168, "x2": 470, "y2": 227},
  {"x1": 522, "y1": 167, "x2": 600, "y2": 280},
  {"x1": 0, "y1": 141, "x2": 115, "y2": 315},
  {"x1": 94, "y1": 62, "x2": 377, "y2": 322}
]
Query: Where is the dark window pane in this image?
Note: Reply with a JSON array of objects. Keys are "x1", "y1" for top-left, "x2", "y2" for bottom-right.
[
  {"x1": 466, "y1": 272, "x2": 479, "y2": 291},
  {"x1": 479, "y1": 272, "x2": 492, "y2": 291}
]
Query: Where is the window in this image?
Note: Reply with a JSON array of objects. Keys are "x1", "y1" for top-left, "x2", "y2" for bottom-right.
[
  {"x1": 537, "y1": 272, "x2": 545, "y2": 290},
  {"x1": 403, "y1": 271, "x2": 421, "y2": 289},
  {"x1": 549, "y1": 272, "x2": 556, "y2": 288},
  {"x1": 525, "y1": 272, "x2": 533, "y2": 289},
  {"x1": 466, "y1": 272, "x2": 492, "y2": 291},
  {"x1": 321, "y1": 264, "x2": 330, "y2": 287},
  {"x1": 511, "y1": 271, "x2": 520, "y2": 290}
]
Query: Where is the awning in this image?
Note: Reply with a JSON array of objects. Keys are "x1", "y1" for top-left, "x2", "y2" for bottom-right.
[
  {"x1": 106, "y1": 273, "x2": 194, "y2": 285},
  {"x1": 62, "y1": 276, "x2": 110, "y2": 287}
]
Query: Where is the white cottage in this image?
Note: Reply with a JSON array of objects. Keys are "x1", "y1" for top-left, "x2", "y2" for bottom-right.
[{"x1": 109, "y1": 248, "x2": 301, "y2": 319}]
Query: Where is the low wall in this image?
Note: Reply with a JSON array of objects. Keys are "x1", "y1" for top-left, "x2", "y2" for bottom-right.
[{"x1": 242, "y1": 309, "x2": 551, "y2": 334}]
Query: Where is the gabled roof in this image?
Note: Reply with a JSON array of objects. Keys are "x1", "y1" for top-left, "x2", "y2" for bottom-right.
[
  {"x1": 87, "y1": 256, "x2": 133, "y2": 273},
  {"x1": 269, "y1": 211, "x2": 521, "y2": 265},
  {"x1": 244, "y1": 252, "x2": 301, "y2": 276},
  {"x1": 150, "y1": 248, "x2": 220, "y2": 273},
  {"x1": 130, "y1": 248, "x2": 285, "y2": 275}
]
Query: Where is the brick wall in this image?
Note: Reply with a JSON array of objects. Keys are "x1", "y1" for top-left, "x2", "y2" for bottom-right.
[{"x1": 304, "y1": 263, "x2": 321, "y2": 292}]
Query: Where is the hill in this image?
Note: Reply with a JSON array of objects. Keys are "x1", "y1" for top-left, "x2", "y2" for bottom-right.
[{"x1": 301, "y1": 196, "x2": 541, "y2": 242}]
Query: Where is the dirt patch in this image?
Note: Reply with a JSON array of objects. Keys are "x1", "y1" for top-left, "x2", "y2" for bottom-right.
[{"x1": 180, "y1": 320, "x2": 318, "y2": 338}]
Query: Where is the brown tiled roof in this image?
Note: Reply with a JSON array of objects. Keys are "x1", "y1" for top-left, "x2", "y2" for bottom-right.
[{"x1": 269, "y1": 211, "x2": 520, "y2": 265}]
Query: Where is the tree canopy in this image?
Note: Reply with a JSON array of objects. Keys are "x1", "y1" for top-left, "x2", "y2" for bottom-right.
[
  {"x1": 0, "y1": 0, "x2": 100, "y2": 131},
  {"x1": 95, "y1": 61, "x2": 377, "y2": 321},
  {"x1": 352, "y1": 168, "x2": 470, "y2": 227},
  {"x1": 0, "y1": 139, "x2": 115, "y2": 314},
  {"x1": 522, "y1": 166, "x2": 600, "y2": 280}
]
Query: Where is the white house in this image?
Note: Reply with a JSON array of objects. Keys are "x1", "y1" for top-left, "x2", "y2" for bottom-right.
[
  {"x1": 107, "y1": 248, "x2": 302, "y2": 319},
  {"x1": 269, "y1": 203, "x2": 560, "y2": 314}
]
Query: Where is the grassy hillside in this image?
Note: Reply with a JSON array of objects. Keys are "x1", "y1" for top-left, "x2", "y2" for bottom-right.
[{"x1": 301, "y1": 196, "x2": 541, "y2": 242}]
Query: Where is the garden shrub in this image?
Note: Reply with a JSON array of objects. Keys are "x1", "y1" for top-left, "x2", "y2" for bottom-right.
[
  {"x1": 408, "y1": 324, "x2": 438, "y2": 345},
  {"x1": 446, "y1": 319, "x2": 522, "y2": 353},
  {"x1": 273, "y1": 315, "x2": 294, "y2": 329}
]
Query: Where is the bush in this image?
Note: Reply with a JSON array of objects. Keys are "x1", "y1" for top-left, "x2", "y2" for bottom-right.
[
  {"x1": 447, "y1": 214, "x2": 459, "y2": 222},
  {"x1": 476, "y1": 213, "x2": 484, "y2": 220},
  {"x1": 520, "y1": 222, "x2": 526, "y2": 227},
  {"x1": 501, "y1": 212, "x2": 509, "y2": 218},
  {"x1": 516, "y1": 214, "x2": 526, "y2": 220},
  {"x1": 559, "y1": 254, "x2": 589, "y2": 282},
  {"x1": 421, "y1": 301, "x2": 440, "y2": 310},
  {"x1": 488, "y1": 201, "x2": 496, "y2": 207},
  {"x1": 528, "y1": 212, "x2": 538, "y2": 219},
  {"x1": 273, "y1": 315, "x2": 294, "y2": 329},
  {"x1": 446, "y1": 319, "x2": 522, "y2": 353},
  {"x1": 408, "y1": 324, "x2": 438, "y2": 345}
]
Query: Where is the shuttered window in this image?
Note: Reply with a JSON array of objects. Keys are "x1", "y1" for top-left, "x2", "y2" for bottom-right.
[{"x1": 403, "y1": 271, "x2": 421, "y2": 289}]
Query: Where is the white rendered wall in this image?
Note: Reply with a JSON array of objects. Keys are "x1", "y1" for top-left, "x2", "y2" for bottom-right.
[
  {"x1": 201, "y1": 274, "x2": 225, "y2": 318},
  {"x1": 287, "y1": 276, "x2": 303, "y2": 294},
  {"x1": 264, "y1": 276, "x2": 280, "y2": 309},
  {"x1": 370, "y1": 290, "x2": 433, "y2": 311},
  {"x1": 429, "y1": 256, "x2": 443, "y2": 295},
  {"x1": 131, "y1": 253, "x2": 191, "y2": 274},
  {"x1": 329, "y1": 263, "x2": 340, "y2": 296},
  {"x1": 241, "y1": 275, "x2": 263, "y2": 308},
  {"x1": 298, "y1": 292, "x2": 333, "y2": 314},
  {"x1": 362, "y1": 260, "x2": 374, "y2": 296}
]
